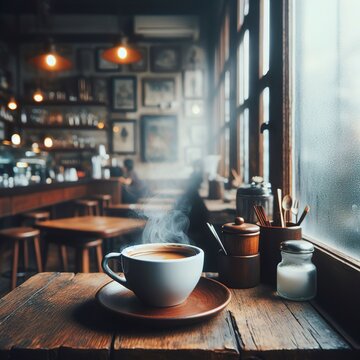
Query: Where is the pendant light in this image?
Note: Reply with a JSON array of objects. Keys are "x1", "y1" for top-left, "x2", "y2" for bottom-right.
[
  {"x1": 102, "y1": 35, "x2": 142, "y2": 65},
  {"x1": 7, "y1": 97, "x2": 18, "y2": 110},
  {"x1": 33, "y1": 89, "x2": 44, "y2": 102},
  {"x1": 29, "y1": 42, "x2": 72, "y2": 72}
]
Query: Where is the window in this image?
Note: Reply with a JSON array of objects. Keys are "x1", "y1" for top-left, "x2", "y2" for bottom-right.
[{"x1": 292, "y1": 0, "x2": 360, "y2": 260}]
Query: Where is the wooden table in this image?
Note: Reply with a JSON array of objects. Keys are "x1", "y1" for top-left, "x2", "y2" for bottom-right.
[
  {"x1": 0, "y1": 272, "x2": 356, "y2": 360},
  {"x1": 35, "y1": 216, "x2": 146, "y2": 238}
]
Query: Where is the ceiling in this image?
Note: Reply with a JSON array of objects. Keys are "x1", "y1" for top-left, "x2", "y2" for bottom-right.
[{"x1": 1, "y1": 0, "x2": 217, "y2": 15}]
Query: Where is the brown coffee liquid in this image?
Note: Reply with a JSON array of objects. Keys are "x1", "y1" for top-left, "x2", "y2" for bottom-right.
[{"x1": 132, "y1": 250, "x2": 193, "y2": 261}]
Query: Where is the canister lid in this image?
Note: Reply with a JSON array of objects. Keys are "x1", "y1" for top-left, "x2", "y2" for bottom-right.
[
  {"x1": 222, "y1": 217, "x2": 260, "y2": 234},
  {"x1": 236, "y1": 176, "x2": 272, "y2": 196},
  {"x1": 280, "y1": 240, "x2": 314, "y2": 254}
]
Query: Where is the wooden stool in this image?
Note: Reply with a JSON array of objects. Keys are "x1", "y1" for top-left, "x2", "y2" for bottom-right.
[
  {"x1": 44, "y1": 237, "x2": 103, "y2": 273},
  {"x1": 92, "y1": 194, "x2": 112, "y2": 215},
  {"x1": 22, "y1": 211, "x2": 50, "y2": 224},
  {"x1": 74, "y1": 200, "x2": 100, "y2": 216},
  {"x1": 0, "y1": 227, "x2": 43, "y2": 290}
]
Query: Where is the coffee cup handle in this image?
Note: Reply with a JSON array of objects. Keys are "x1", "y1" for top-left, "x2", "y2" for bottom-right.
[{"x1": 102, "y1": 252, "x2": 130, "y2": 289}]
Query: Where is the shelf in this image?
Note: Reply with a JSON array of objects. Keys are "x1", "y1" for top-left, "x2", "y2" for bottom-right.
[
  {"x1": 21, "y1": 124, "x2": 107, "y2": 131},
  {"x1": 39, "y1": 147, "x2": 98, "y2": 152},
  {"x1": 23, "y1": 101, "x2": 108, "y2": 107}
]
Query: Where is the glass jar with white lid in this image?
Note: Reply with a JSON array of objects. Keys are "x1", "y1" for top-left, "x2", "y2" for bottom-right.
[{"x1": 277, "y1": 240, "x2": 317, "y2": 301}]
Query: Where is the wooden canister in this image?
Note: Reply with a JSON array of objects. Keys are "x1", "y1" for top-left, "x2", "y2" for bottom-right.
[
  {"x1": 221, "y1": 217, "x2": 260, "y2": 256},
  {"x1": 218, "y1": 252, "x2": 260, "y2": 288},
  {"x1": 259, "y1": 222, "x2": 302, "y2": 286}
]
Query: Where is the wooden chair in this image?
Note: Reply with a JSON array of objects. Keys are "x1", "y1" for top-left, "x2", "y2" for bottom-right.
[
  {"x1": 74, "y1": 200, "x2": 100, "y2": 216},
  {"x1": 0, "y1": 227, "x2": 43, "y2": 290},
  {"x1": 92, "y1": 194, "x2": 112, "y2": 215}
]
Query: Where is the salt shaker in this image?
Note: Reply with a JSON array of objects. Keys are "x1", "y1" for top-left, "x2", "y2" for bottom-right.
[{"x1": 277, "y1": 240, "x2": 316, "y2": 301}]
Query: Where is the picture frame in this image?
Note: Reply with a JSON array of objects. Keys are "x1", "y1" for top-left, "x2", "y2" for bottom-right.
[
  {"x1": 112, "y1": 76, "x2": 137, "y2": 112},
  {"x1": 111, "y1": 120, "x2": 136, "y2": 154},
  {"x1": 129, "y1": 47, "x2": 148, "y2": 72},
  {"x1": 183, "y1": 69, "x2": 204, "y2": 98},
  {"x1": 150, "y1": 46, "x2": 181, "y2": 72},
  {"x1": 184, "y1": 100, "x2": 204, "y2": 117},
  {"x1": 182, "y1": 45, "x2": 205, "y2": 69},
  {"x1": 141, "y1": 115, "x2": 177, "y2": 162},
  {"x1": 142, "y1": 78, "x2": 176, "y2": 108},
  {"x1": 92, "y1": 77, "x2": 108, "y2": 104},
  {"x1": 95, "y1": 47, "x2": 119, "y2": 72}
]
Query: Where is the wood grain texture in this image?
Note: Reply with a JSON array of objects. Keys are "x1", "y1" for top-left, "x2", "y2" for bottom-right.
[
  {"x1": 0, "y1": 273, "x2": 356, "y2": 360},
  {"x1": 0, "y1": 273, "x2": 114, "y2": 360},
  {"x1": 35, "y1": 216, "x2": 145, "y2": 238},
  {"x1": 228, "y1": 285, "x2": 354, "y2": 359},
  {"x1": 113, "y1": 310, "x2": 239, "y2": 360}
]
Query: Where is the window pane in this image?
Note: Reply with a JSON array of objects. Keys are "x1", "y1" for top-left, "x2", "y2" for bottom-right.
[
  {"x1": 260, "y1": 0, "x2": 270, "y2": 76},
  {"x1": 237, "y1": 30, "x2": 249, "y2": 105},
  {"x1": 225, "y1": 70, "x2": 230, "y2": 122},
  {"x1": 244, "y1": 30, "x2": 250, "y2": 100},
  {"x1": 261, "y1": 87, "x2": 270, "y2": 183},
  {"x1": 293, "y1": 0, "x2": 360, "y2": 259},
  {"x1": 239, "y1": 109, "x2": 249, "y2": 183},
  {"x1": 224, "y1": 126, "x2": 230, "y2": 177}
]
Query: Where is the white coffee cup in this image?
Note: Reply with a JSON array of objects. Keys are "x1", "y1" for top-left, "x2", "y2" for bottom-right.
[{"x1": 102, "y1": 243, "x2": 204, "y2": 307}]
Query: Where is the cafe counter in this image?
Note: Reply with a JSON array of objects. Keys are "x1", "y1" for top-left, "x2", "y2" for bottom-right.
[{"x1": 0, "y1": 178, "x2": 123, "y2": 218}]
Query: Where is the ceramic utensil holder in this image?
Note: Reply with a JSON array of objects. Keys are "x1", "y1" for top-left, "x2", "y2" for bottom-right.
[
  {"x1": 218, "y1": 251, "x2": 260, "y2": 289},
  {"x1": 259, "y1": 222, "x2": 302, "y2": 286}
]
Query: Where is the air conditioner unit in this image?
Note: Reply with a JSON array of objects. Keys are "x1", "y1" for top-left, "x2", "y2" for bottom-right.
[{"x1": 134, "y1": 16, "x2": 199, "y2": 39}]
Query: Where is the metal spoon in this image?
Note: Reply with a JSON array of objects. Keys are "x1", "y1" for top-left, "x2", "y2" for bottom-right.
[{"x1": 282, "y1": 194, "x2": 293, "y2": 224}]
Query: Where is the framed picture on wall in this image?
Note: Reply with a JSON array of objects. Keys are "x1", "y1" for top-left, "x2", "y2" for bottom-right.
[
  {"x1": 95, "y1": 47, "x2": 119, "y2": 71},
  {"x1": 142, "y1": 78, "x2": 176, "y2": 107},
  {"x1": 150, "y1": 46, "x2": 181, "y2": 72},
  {"x1": 112, "y1": 76, "x2": 137, "y2": 111},
  {"x1": 141, "y1": 115, "x2": 177, "y2": 162},
  {"x1": 92, "y1": 77, "x2": 108, "y2": 103},
  {"x1": 129, "y1": 47, "x2": 148, "y2": 72},
  {"x1": 111, "y1": 120, "x2": 136, "y2": 154},
  {"x1": 183, "y1": 69, "x2": 204, "y2": 98}
]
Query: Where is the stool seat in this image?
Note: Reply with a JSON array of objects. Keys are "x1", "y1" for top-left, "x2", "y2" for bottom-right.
[
  {"x1": 0, "y1": 227, "x2": 40, "y2": 240},
  {"x1": 92, "y1": 194, "x2": 111, "y2": 201},
  {"x1": 75, "y1": 200, "x2": 99, "y2": 207},
  {"x1": 22, "y1": 211, "x2": 50, "y2": 221}
]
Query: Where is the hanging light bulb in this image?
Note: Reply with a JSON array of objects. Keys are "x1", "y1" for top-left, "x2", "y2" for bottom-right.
[
  {"x1": 102, "y1": 37, "x2": 142, "y2": 64},
  {"x1": 45, "y1": 54, "x2": 57, "y2": 67},
  {"x1": 33, "y1": 89, "x2": 44, "y2": 102},
  {"x1": 7, "y1": 97, "x2": 17, "y2": 110},
  {"x1": 29, "y1": 42, "x2": 72, "y2": 72},
  {"x1": 11, "y1": 133, "x2": 21, "y2": 145},
  {"x1": 44, "y1": 136, "x2": 53, "y2": 148}
]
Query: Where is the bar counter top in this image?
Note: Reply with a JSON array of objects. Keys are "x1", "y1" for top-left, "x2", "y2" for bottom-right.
[{"x1": 0, "y1": 178, "x2": 123, "y2": 217}]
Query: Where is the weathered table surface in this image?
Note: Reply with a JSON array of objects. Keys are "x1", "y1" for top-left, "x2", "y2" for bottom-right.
[
  {"x1": 0, "y1": 273, "x2": 356, "y2": 360},
  {"x1": 35, "y1": 216, "x2": 146, "y2": 238}
]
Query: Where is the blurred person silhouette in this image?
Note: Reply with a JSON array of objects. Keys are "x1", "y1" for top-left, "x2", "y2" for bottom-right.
[
  {"x1": 175, "y1": 160, "x2": 218, "y2": 271},
  {"x1": 121, "y1": 158, "x2": 147, "y2": 203}
]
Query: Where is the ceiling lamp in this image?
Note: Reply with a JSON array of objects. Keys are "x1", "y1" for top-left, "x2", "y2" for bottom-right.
[
  {"x1": 7, "y1": 97, "x2": 17, "y2": 110},
  {"x1": 29, "y1": 43, "x2": 72, "y2": 72},
  {"x1": 33, "y1": 89, "x2": 44, "y2": 102},
  {"x1": 102, "y1": 37, "x2": 142, "y2": 64}
]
